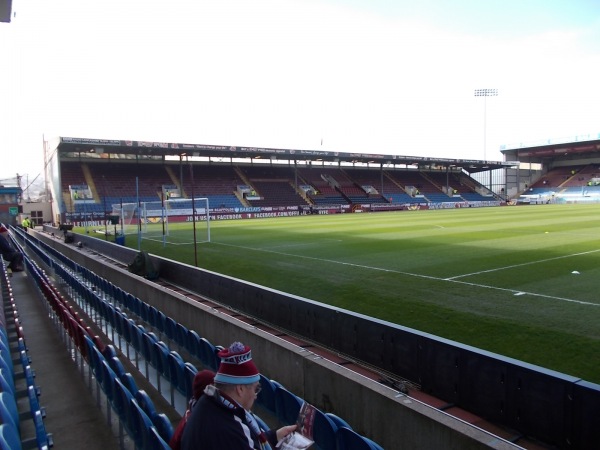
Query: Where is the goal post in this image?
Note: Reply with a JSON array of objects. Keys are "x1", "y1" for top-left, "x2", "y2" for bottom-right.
[
  {"x1": 111, "y1": 201, "x2": 140, "y2": 236},
  {"x1": 112, "y1": 197, "x2": 210, "y2": 244}
]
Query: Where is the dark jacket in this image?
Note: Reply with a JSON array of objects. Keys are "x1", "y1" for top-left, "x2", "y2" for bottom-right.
[
  {"x1": 180, "y1": 388, "x2": 276, "y2": 450},
  {"x1": 0, "y1": 234, "x2": 23, "y2": 270}
]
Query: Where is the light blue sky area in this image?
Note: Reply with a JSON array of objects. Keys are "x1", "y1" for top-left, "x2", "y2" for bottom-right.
[{"x1": 335, "y1": 0, "x2": 599, "y2": 37}]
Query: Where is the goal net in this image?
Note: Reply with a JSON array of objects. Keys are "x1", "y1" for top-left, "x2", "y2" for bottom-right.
[{"x1": 111, "y1": 197, "x2": 210, "y2": 245}]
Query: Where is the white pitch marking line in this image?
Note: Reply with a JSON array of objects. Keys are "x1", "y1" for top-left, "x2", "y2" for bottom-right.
[
  {"x1": 214, "y1": 242, "x2": 599, "y2": 307},
  {"x1": 445, "y1": 248, "x2": 600, "y2": 280}
]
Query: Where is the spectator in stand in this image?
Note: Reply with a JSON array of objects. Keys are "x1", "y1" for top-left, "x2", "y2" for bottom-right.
[
  {"x1": 169, "y1": 369, "x2": 215, "y2": 450},
  {"x1": 0, "y1": 225, "x2": 24, "y2": 272},
  {"x1": 181, "y1": 341, "x2": 296, "y2": 450},
  {"x1": 21, "y1": 216, "x2": 31, "y2": 232}
]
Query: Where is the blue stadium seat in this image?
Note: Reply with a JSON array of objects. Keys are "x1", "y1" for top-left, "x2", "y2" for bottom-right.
[
  {"x1": 186, "y1": 329, "x2": 202, "y2": 360},
  {"x1": 140, "y1": 332, "x2": 158, "y2": 379},
  {"x1": 87, "y1": 337, "x2": 105, "y2": 385},
  {"x1": 31, "y1": 408, "x2": 53, "y2": 450},
  {"x1": 312, "y1": 407, "x2": 339, "y2": 450},
  {"x1": 109, "y1": 356, "x2": 126, "y2": 379},
  {"x1": 152, "y1": 412, "x2": 174, "y2": 443},
  {"x1": 326, "y1": 412, "x2": 352, "y2": 429},
  {"x1": 113, "y1": 377, "x2": 134, "y2": 425},
  {"x1": 134, "y1": 390, "x2": 157, "y2": 419},
  {"x1": 147, "y1": 306, "x2": 160, "y2": 330},
  {"x1": 139, "y1": 301, "x2": 150, "y2": 323},
  {"x1": 183, "y1": 362, "x2": 198, "y2": 401},
  {"x1": 121, "y1": 317, "x2": 135, "y2": 358},
  {"x1": 129, "y1": 296, "x2": 143, "y2": 319},
  {"x1": 27, "y1": 384, "x2": 44, "y2": 418},
  {"x1": 130, "y1": 399, "x2": 154, "y2": 449},
  {"x1": 152, "y1": 341, "x2": 171, "y2": 391},
  {"x1": 274, "y1": 385, "x2": 303, "y2": 425},
  {"x1": 0, "y1": 350, "x2": 13, "y2": 376},
  {"x1": 0, "y1": 392, "x2": 19, "y2": 430},
  {"x1": 0, "y1": 372, "x2": 14, "y2": 397},
  {"x1": 113, "y1": 310, "x2": 126, "y2": 349},
  {"x1": 154, "y1": 311, "x2": 168, "y2": 339},
  {"x1": 122, "y1": 293, "x2": 136, "y2": 314},
  {"x1": 174, "y1": 323, "x2": 188, "y2": 351},
  {"x1": 167, "y1": 351, "x2": 188, "y2": 397},
  {"x1": 99, "y1": 359, "x2": 117, "y2": 404},
  {"x1": 337, "y1": 426, "x2": 382, "y2": 450},
  {"x1": 0, "y1": 423, "x2": 22, "y2": 450},
  {"x1": 148, "y1": 425, "x2": 171, "y2": 450},
  {"x1": 103, "y1": 344, "x2": 118, "y2": 360},
  {"x1": 164, "y1": 317, "x2": 177, "y2": 343},
  {"x1": 132, "y1": 324, "x2": 147, "y2": 358},
  {"x1": 120, "y1": 372, "x2": 139, "y2": 395},
  {"x1": 198, "y1": 338, "x2": 219, "y2": 371},
  {"x1": 130, "y1": 324, "x2": 146, "y2": 369},
  {"x1": 256, "y1": 374, "x2": 277, "y2": 414}
]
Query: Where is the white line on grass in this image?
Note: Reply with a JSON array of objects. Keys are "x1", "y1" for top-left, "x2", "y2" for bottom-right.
[
  {"x1": 214, "y1": 242, "x2": 599, "y2": 307},
  {"x1": 267, "y1": 239, "x2": 343, "y2": 250},
  {"x1": 445, "y1": 248, "x2": 600, "y2": 280}
]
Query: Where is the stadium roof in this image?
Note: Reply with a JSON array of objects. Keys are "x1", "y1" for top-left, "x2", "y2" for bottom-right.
[
  {"x1": 500, "y1": 133, "x2": 600, "y2": 161},
  {"x1": 54, "y1": 137, "x2": 516, "y2": 173}
]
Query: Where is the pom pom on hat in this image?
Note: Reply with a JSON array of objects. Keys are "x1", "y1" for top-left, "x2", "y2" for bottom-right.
[
  {"x1": 214, "y1": 342, "x2": 260, "y2": 385},
  {"x1": 0, "y1": 225, "x2": 7, "y2": 233}
]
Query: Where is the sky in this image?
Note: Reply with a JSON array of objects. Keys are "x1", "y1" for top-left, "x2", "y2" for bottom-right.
[{"x1": 1, "y1": 0, "x2": 599, "y2": 185}]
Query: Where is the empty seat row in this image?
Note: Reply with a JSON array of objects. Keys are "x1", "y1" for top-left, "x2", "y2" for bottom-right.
[
  {"x1": 11, "y1": 230, "x2": 173, "y2": 449},
  {"x1": 0, "y1": 247, "x2": 53, "y2": 450},
  {"x1": 85, "y1": 335, "x2": 172, "y2": 449}
]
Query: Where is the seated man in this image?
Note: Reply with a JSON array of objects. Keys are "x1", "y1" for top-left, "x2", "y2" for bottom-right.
[{"x1": 0, "y1": 225, "x2": 24, "y2": 272}]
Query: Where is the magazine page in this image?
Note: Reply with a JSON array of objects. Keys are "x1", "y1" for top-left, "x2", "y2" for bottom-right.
[
  {"x1": 276, "y1": 432, "x2": 314, "y2": 450},
  {"x1": 276, "y1": 401, "x2": 317, "y2": 449}
]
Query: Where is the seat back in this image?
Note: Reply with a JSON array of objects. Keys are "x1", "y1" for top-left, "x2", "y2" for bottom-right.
[
  {"x1": 0, "y1": 392, "x2": 19, "y2": 429},
  {"x1": 274, "y1": 385, "x2": 303, "y2": 425},
  {"x1": 130, "y1": 399, "x2": 154, "y2": 449},
  {"x1": 312, "y1": 408, "x2": 338, "y2": 450},
  {"x1": 337, "y1": 426, "x2": 379, "y2": 450},
  {"x1": 198, "y1": 338, "x2": 219, "y2": 371},
  {"x1": 256, "y1": 374, "x2": 277, "y2": 414},
  {"x1": 167, "y1": 351, "x2": 187, "y2": 396},
  {"x1": 148, "y1": 425, "x2": 171, "y2": 450},
  {"x1": 135, "y1": 390, "x2": 157, "y2": 419},
  {"x1": 152, "y1": 412, "x2": 174, "y2": 443},
  {"x1": 0, "y1": 423, "x2": 22, "y2": 450}
]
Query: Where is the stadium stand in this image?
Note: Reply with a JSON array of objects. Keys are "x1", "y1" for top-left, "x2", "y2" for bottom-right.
[
  {"x1": 55, "y1": 157, "x2": 508, "y2": 218},
  {"x1": 179, "y1": 164, "x2": 244, "y2": 208}
]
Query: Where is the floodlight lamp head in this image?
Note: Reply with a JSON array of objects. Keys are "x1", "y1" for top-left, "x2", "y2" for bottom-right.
[{"x1": 474, "y1": 88, "x2": 498, "y2": 97}]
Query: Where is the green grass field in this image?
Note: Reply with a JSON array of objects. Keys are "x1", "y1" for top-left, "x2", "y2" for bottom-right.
[{"x1": 114, "y1": 204, "x2": 600, "y2": 383}]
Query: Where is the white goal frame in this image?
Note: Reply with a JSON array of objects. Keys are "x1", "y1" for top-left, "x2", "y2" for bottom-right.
[{"x1": 111, "y1": 197, "x2": 210, "y2": 244}]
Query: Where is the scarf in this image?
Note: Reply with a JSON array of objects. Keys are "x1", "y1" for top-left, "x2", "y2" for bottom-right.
[{"x1": 207, "y1": 385, "x2": 273, "y2": 450}]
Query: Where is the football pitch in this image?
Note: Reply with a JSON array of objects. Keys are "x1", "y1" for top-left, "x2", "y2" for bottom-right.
[{"x1": 127, "y1": 203, "x2": 600, "y2": 384}]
